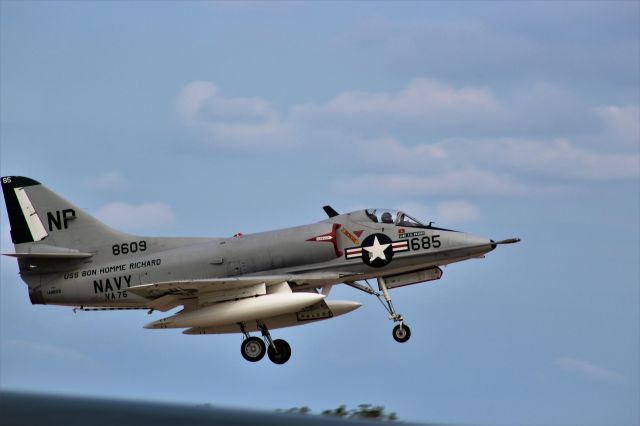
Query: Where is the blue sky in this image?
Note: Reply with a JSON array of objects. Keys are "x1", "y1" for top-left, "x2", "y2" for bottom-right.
[{"x1": 1, "y1": 2, "x2": 638, "y2": 425}]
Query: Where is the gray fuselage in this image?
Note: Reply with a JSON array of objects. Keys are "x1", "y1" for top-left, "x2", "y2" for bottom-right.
[{"x1": 26, "y1": 211, "x2": 494, "y2": 308}]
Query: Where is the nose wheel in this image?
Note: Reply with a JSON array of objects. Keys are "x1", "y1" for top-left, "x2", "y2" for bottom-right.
[
  {"x1": 238, "y1": 321, "x2": 292, "y2": 364},
  {"x1": 392, "y1": 323, "x2": 411, "y2": 343},
  {"x1": 346, "y1": 277, "x2": 413, "y2": 343}
]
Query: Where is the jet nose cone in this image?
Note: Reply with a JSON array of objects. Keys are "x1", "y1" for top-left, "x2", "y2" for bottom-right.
[
  {"x1": 465, "y1": 233, "x2": 493, "y2": 247},
  {"x1": 448, "y1": 232, "x2": 490, "y2": 248},
  {"x1": 447, "y1": 232, "x2": 494, "y2": 257}
]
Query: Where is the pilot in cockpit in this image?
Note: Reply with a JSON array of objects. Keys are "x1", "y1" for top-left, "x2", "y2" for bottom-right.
[
  {"x1": 364, "y1": 209, "x2": 428, "y2": 228},
  {"x1": 381, "y1": 212, "x2": 394, "y2": 224}
]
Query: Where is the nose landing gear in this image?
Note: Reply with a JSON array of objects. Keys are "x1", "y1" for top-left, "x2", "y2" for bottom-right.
[
  {"x1": 392, "y1": 323, "x2": 411, "y2": 343},
  {"x1": 378, "y1": 276, "x2": 412, "y2": 343},
  {"x1": 346, "y1": 276, "x2": 412, "y2": 343}
]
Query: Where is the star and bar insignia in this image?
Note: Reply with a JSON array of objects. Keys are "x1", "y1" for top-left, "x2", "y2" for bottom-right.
[{"x1": 345, "y1": 233, "x2": 409, "y2": 267}]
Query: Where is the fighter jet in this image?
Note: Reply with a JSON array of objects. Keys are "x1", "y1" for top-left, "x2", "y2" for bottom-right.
[{"x1": 1, "y1": 176, "x2": 519, "y2": 364}]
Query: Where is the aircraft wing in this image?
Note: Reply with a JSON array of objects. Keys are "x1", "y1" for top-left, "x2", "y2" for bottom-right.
[{"x1": 128, "y1": 271, "x2": 360, "y2": 311}]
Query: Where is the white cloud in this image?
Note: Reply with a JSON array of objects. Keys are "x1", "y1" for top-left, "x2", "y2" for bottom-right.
[
  {"x1": 177, "y1": 78, "x2": 506, "y2": 150},
  {"x1": 338, "y1": 168, "x2": 544, "y2": 197},
  {"x1": 95, "y1": 202, "x2": 174, "y2": 230},
  {"x1": 175, "y1": 79, "x2": 638, "y2": 197},
  {"x1": 356, "y1": 136, "x2": 447, "y2": 168},
  {"x1": 554, "y1": 356, "x2": 624, "y2": 383},
  {"x1": 593, "y1": 105, "x2": 640, "y2": 150},
  {"x1": 350, "y1": 137, "x2": 640, "y2": 195},
  {"x1": 293, "y1": 78, "x2": 504, "y2": 130},
  {"x1": 85, "y1": 171, "x2": 126, "y2": 189},
  {"x1": 440, "y1": 138, "x2": 640, "y2": 181},
  {"x1": 177, "y1": 81, "x2": 218, "y2": 126},
  {"x1": 177, "y1": 81, "x2": 295, "y2": 149}
]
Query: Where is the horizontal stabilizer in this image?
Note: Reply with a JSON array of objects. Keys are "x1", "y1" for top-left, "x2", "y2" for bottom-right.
[
  {"x1": 3, "y1": 252, "x2": 94, "y2": 259},
  {"x1": 3, "y1": 244, "x2": 93, "y2": 259}
]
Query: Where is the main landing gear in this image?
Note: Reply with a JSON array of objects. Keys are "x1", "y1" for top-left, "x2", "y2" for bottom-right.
[
  {"x1": 239, "y1": 321, "x2": 292, "y2": 364},
  {"x1": 346, "y1": 276, "x2": 412, "y2": 343}
]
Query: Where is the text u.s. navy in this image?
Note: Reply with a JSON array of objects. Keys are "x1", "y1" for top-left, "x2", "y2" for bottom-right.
[{"x1": 1, "y1": 176, "x2": 519, "y2": 364}]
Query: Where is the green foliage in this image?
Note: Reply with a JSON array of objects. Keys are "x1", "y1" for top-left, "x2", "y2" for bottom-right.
[
  {"x1": 279, "y1": 403, "x2": 398, "y2": 422},
  {"x1": 321, "y1": 404, "x2": 349, "y2": 417},
  {"x1": 350, "y1": 404, "x2": 397, "y2": 421},
  {"x1": 277, "y1": 406, "x2": 312, "y2": 415}
]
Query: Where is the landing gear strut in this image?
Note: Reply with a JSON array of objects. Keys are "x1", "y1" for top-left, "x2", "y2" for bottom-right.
[
  {"x1": 267, "y1": 339, "x2": 291, "y2": 364},
  {"x1": 239, "y1": 323, "x2": 266, "y2": 362},
  {"x1": 377, "y1": 276, "x2": 411, "y2": 343},
  {"x1": 258, "y1": 320, "x2": 292, "y2": 364},
  {"x1": 346, "y1": 277, "x2": 412, "y2": 343},
  {"x1": 238, "y1": 321, "x2": 292, "y2": 364}
]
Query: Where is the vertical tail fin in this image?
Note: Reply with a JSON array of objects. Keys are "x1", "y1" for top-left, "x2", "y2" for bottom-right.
[{"x1": 1, "y1": 176, "x2": 130, "y2": 252}]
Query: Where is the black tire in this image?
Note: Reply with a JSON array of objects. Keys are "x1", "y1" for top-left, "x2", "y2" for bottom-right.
[
  {"x1": 267, "y1": 339, "x2": 291, "y2": 364},
  {"x1": 392, "y1": 324, "x2": 411, "y2": 343},
  {"x1": 241, "y1": 337, "x2": 266, "y2": 362}
]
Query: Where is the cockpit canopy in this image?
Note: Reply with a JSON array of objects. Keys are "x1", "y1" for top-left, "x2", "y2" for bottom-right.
[{"x1": 363, "y1": 209, "x2": 427, "y2": 227}]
